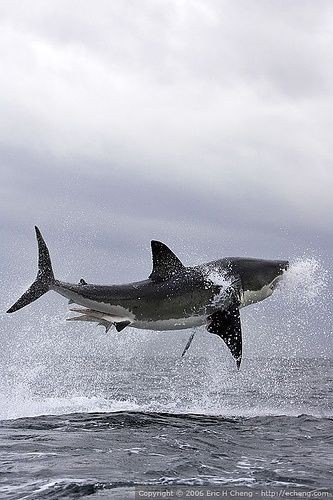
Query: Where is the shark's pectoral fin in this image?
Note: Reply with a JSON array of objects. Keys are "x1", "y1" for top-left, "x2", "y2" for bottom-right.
[
  {"x1": 115, "y1": 320, "x2": 131, "y2": 332},
  {"x1": 207, "y1": 306, "x2": 242, "y2": 369}
]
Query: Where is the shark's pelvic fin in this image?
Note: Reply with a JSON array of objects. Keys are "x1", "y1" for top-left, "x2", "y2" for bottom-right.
[
  {"x1": 115, "y1": 320, "x2": 131, "y2": 332},
  {"x1": 207, "y1": 306, "x2": 242, "y2": 369},
  {"x1": 149, "y1": 241, "x2": 185, "y2": 282}
]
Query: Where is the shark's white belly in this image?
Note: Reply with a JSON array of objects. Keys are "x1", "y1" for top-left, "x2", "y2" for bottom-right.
[{"x1": 132, "y1": 315, "x2": 206, "y2": 331}]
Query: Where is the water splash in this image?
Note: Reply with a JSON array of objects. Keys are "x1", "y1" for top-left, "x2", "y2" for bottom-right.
[
  {"x1": 1, "y1": 353, "x2": 331, "y2": 421},
  {"x1": 203, "y1": 267, "x2": 233, "y2": 307},
  {"x1": 280, "y1": 257, "x2": 328, "y2": 305},
  {"x1": 0, "y1": 257, "x2": 331, "y2": 421}
]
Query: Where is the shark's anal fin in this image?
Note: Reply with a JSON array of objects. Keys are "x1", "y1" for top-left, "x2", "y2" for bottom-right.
[
  {"x1": 207, "y1": 306, "x2": 242, "y2": 369},
  {"x1": 149, "y1": 241, "x2": 185, "y2": 282},
  {"x1": 115, "y1": 320, "x2": 131, "y2": 332}
]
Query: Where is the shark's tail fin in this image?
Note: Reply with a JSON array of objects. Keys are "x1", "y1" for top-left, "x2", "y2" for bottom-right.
[{"x1": 6, "y1": 226, "x2": 55, "y2": 313}]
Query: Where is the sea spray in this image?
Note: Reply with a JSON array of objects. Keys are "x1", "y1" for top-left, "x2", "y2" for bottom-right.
[
  {"x1": 280, "y1": 257, "x2": 328, "y2": 305},
  {"x1": 0, "y1": 257, "x2": 330, "y2": 420}
]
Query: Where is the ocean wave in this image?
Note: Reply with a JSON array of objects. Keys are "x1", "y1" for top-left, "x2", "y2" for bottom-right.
[
  {"x1": 2, "y1": 409, "x2": 332, "y2": 429},
  {"x1": 1, "y1": 391, "x2": 332, "y2": 422}
]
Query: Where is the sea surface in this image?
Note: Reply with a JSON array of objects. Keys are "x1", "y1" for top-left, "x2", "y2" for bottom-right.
[
  {"x1": 0, "y1": 356, "x2": 332, "y2": 499},
  {"x1": 1, "y1": 258, "x2": 332, "y2": 498}
]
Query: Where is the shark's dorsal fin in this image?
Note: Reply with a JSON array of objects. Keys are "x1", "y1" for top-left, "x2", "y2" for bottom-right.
[
  {"x1": 149, "y1": 241, "x2": 185, "y2": 282},
  {"x1": 79, "y1": 278, "x2": 87, "y2": 285}
]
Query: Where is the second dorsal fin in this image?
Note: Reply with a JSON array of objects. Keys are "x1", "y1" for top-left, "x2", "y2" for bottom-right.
[{"x1": 149, "y1": 241, "x2": 185, "y2": 282}]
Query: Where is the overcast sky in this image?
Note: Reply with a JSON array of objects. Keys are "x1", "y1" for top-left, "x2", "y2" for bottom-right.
[{"x1": 0, "y1": 1, "x2": 332, "y2": 359}]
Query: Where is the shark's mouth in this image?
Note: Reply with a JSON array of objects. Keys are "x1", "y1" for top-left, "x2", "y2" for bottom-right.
[{"x1": 270, "y1": 275, "x2": 283, "y2": 291}]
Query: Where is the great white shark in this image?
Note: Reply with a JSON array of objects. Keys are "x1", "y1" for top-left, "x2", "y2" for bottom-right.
[{"x1": 7, "y1": 227, "x2": 289, "y2": 368}]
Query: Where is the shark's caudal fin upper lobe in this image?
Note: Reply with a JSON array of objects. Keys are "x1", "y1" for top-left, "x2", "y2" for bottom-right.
[{"x1": 6, "y1": 227, "x2": 55, "y2": 313}]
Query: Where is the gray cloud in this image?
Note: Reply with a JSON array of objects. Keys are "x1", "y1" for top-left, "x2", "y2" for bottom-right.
[
  {"x1": 1, "y1": 1, "x2": 332, "y2": 229},
  {"x1": 0, "y1": 1, "x2": 332, "y2": 358}
]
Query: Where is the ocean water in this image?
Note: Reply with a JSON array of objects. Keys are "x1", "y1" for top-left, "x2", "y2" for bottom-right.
[
  {"x1": 0, "y1": 259, "x2": 332, "y2": 499},
  {"x1": 1, "y1": 356, "x2": 332, "y2": 499}
]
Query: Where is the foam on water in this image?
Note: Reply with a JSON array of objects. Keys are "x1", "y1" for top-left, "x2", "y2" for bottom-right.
[
  {"x1": 0, "y1": 394, "x2": 143, "y2": 421},
  {"x1": 1, "y1": 353, "x2": 331, "y2": 420}
]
